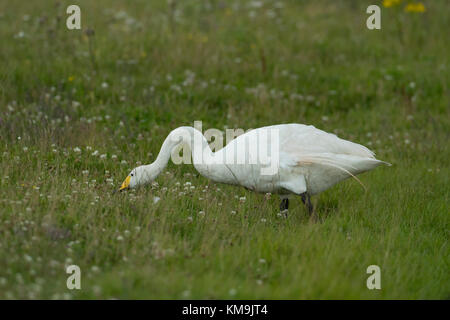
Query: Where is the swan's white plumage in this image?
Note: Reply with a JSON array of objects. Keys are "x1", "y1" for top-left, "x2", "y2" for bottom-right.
[{"x1": 119, "y1": 124, "x2": 390, "y2": 198}]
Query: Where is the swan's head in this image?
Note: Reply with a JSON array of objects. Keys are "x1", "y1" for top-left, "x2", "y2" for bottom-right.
[{"x1": 118, "y1": 165, "x2": 155, "y2": 191}]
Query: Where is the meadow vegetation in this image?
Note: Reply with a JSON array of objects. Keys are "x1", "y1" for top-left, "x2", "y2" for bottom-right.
[{"x1": 0, "y1": 0, "x2": 448, "y2": 299}]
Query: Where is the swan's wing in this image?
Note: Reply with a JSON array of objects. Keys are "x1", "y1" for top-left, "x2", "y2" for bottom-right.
[
  {"x1": 266, "y1": 124, "x2": 388, "y2": 190},
  {"x1": 274, "y1": 123, "x2": 376, "y2": 159}
]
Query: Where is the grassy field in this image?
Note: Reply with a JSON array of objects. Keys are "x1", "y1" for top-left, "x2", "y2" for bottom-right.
[{"x1": 0, "y1": 0, "x2": 448, "y2": 299}]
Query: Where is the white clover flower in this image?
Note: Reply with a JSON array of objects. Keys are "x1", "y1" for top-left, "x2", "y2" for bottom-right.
[
  {"x1": 91, "y1": 150, "x2": 99, "y2": 156},
  {"x1": 14, "y1": 31, "x2": 25, "y2": 38},
  {"x1": 182, "y1": 290, "x2": 191, "y2": 298},
  {"x1": 100, "y1": 154, "x2": 107, "y2": 159},
  {"x1": 91, "y1": 266, "x2": 100, "y2": 273},
  {"x1": 73, "y1": 147, "x2": 81, "y2": 153}
]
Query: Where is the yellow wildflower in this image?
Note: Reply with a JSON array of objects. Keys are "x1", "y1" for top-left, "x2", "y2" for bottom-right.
[
  {"x1": 383, "y1": 0, "x2": 402, "y2": 8},
  {"x1": 68, "y1": 75, "x2": 74, "y2": 82},
  {"x1": 405, "y1": 2, "x2": 426, "y2": 13}
]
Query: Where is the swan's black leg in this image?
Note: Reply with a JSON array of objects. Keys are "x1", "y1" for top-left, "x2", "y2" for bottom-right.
[
  {"x1": 280, "y1": 198, "x2": 289, "y2": 211},
  {"x1": 279, "y1": 198, "x2": 289, "y2": 218},
  {"x1": 301, "y1": 193, "x2": 307, "y2": 205},
  {"x1": 300, "y1": 192, "x2": 315, "y2": 218}
]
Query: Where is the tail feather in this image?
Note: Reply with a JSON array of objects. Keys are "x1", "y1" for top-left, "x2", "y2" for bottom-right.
[{"x1": 295, "y1": 153, "x2": 391, "y2": 191}]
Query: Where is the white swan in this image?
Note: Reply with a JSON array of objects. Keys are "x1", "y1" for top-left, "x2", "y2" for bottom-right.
[{"x1": 118, "y1": 124, "x2": 390, "y2": 217}]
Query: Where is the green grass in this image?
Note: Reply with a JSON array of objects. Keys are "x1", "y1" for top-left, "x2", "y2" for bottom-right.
[{"x1": 0, "y1": 0, "x2": 449, "y2": 299}]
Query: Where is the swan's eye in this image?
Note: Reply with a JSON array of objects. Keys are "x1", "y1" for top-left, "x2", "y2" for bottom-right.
[{"x1": 131, "y1": 173, "x2": 134, "y2": 177}]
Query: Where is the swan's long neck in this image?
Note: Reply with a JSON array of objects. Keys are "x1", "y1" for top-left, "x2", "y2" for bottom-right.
[{"x1": 143, "y1": 126, "x2": 215, "y2": 181}]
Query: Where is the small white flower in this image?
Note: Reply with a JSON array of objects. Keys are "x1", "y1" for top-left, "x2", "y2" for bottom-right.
[
  {"x1": 14, "y1": 31, "x2": 25, "y2": 38},
  {"x1": 91, "y1": 266, "x2": 100, "y2": 273},
  {"x1": 182, "y1": 290, "x2": 191, "y2": 298},
  {"x1": 153, "y1": 196, "x2": 161, "y2": 204},
  {"x1": 73, "y1": 147, "x2": 81, "y2": 153}
]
